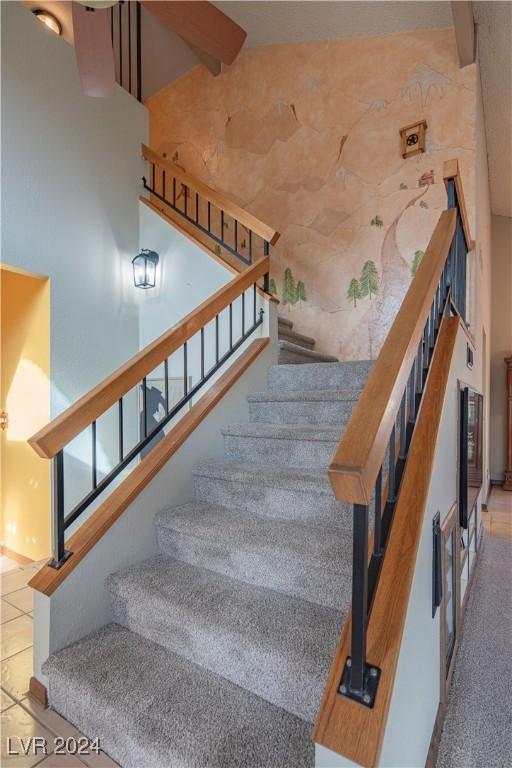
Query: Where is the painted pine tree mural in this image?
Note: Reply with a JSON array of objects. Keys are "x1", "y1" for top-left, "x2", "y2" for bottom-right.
[
  {"x1": 282, "y1": 267, "x2": 297, "y2": 306},
  {"x1": 347, "y1": 278, "x2": 362, "y2": 307},
  {"x1": 268, "y1": 277, "x2": 277, "y2": 296},
  {"x1": 359, "y1": 260, "x2": 379, "y2": 299},
  {"x1": 411, "y1": 250, "x2": 424, "y2": 276},
  {"x1": 296, "y1": 281, "x2": 306, "y2": 303}
]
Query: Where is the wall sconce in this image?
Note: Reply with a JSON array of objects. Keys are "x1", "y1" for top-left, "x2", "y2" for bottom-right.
[
  {"x1": 132, "y1": 249, "x2": 159, "y2": 289},
  {"x1": 32, "y1": 9, "x2": 62, "y2": 36}
]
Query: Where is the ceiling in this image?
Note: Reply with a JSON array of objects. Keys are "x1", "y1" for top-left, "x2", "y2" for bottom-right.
[
  {"x1": 214, "y1": 1, "x2": 452, "y2": 45},
  {"x1": 474, "y1": 2, "x2": 512, "y2": 218}
]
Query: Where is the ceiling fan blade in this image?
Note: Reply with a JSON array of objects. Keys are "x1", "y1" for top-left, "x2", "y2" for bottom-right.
[
  {"x1": 71, "y1": 2, "x2": 116, "y2": 97},
  {"x1": 141, "y1": 1, "x2": 247, "y2": 66}
]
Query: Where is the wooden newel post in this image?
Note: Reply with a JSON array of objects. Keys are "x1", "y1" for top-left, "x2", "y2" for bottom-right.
[{"x1": 504, "y1": 356, "x2": 512, "y2": 491}]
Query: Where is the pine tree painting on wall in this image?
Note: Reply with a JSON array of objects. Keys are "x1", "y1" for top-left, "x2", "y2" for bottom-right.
[
  {"x1": 347, "y1": 278, "x2": 362, "y2": 306},
  {"x1": 282, "y1": 267, "x2": 297, "y2": 306},
  {"x1": 411, "y1": 250, "x2": 424, "y2": 276},
  {"x1": 360, "y1": 260, "x2": 379, "y2": 298},
  {"x1": 268, "y1": 277, "x2": 277, "y2": 296},
  {"x1": 296, "y1": 281, "x2": 307, "y2": 304}
]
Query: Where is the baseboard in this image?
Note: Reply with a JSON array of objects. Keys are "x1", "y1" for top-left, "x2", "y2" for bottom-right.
[
  {"x1": 29, "y1": 676, "x2": 48, "y2": 708},
  {"x1": 0, "y1": 545, "x2": 34, "y2": 566},
  {"x1": 425, "y1": 701, "x2": 446, "y2": 768}
]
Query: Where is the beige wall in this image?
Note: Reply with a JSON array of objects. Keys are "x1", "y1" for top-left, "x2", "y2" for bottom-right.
[
  {"x1": 148, "y1": 27, "x2": 476, "y2": 360},
  {"x1": 490, "y1": 215, "x2": 512, "y2": 482}
]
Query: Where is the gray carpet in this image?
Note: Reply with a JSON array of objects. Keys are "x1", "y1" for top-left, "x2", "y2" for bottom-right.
[
  {"x1": 44, "y1": 322, "x2": 371, "y2": 767},
  {"x1": 437, "y1": 534, "x2": 512, "y2": 768}
]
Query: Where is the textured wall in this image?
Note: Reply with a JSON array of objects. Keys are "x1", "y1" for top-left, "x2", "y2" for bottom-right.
[{"x1": 148, "y1": 27, "x2": 476, "y2": 360}]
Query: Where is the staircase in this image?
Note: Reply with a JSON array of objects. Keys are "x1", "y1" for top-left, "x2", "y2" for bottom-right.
[
  {"x1": 278, "y1": 315, "x2": 338, "y2": 364},
  {"x1": 43, "y1": 337, "x2": 372, "y2": 768}
]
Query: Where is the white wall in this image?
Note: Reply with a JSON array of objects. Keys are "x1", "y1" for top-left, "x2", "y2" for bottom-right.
[
  {"x1": 490, "y1": 215, "x2": 512, "y2": 482},
  {"x1": 1, "y1": 1, "x2": 147, "y2": 423}
]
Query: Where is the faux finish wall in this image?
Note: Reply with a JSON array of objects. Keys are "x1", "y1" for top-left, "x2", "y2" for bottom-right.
[{"x1": 148, "y1": 27, "x2": 476, "y2": 359}]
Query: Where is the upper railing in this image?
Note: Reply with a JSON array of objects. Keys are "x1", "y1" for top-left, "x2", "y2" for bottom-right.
[
  {"x1": 109, "y1": 1, "x2": 142, "y2": 102},
  {"x1": 141, "y1": 144, "x2": 279, "y2": 268},
  {"x1": 30, "y1": 257, "x2": 272, "y2": 569},
  {"x1": 315, "y1": 160, "x2": 472, "y2": 738}
]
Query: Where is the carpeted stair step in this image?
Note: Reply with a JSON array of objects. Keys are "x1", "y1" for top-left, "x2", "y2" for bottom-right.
[
  {"x1": 155, "y1": 502, "x2": 352, "y2": 610},
  {"x1": 247, "y1": 387, "x2": 361, "y2": 425},
  {"x1": 221, "y1": 422, "x2": 341, "y2": 469},
  {"x1": 278, "y1": 340, "x2": 338, "y2": 365},
  {"x1": 107, "y1": 556, "x2": 343, "y2": 722},
  {"x1": 268, "y1": 360, "x2": 373, "y2": 391},
  {"x1": 43, "y1": 624, "x2": 314, "y2": 768},
  {"x1": 278, "y1": 328, "x2": 316, "y2": 351},
  {"x1": 277, "y1": 316, "x2": 294, "y2": 330},
  {"x1": 192, "y1": 460, "x2": 352, "y2": 529}
]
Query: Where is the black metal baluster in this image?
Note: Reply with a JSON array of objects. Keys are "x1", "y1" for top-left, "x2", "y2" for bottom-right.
[
  {"x1": 184, "y1": 185, "x2": 188, "y2": 216},
  {"x1": 229, "y1": 303, "x2": 233, "y2": 349},
  {"x1": 373, "y1": 468, "x2": 383, "y2": 556},
  {"x1": 173, "y1": 177, "x2": 176, "y2": 206},
  {"x1": 50, "y1": 451, "x2": 70, "y2": 568},
  {"x1": 128, "y1": 0, "x2": 132, "y2": 95},
  {"x1": 234, "y1": 220, "x2": 238, "y2": 256},
  {"x1": 136, "y1": 1, "x2": 141, "y2": 102},
  {"x1": 215, "y1": 315, "x2": 219, "y2": 364},
  {"x1": 388, "y1": 424, "x2": 396, "y2": 503},
  {"x1": 118, "y1": 1, "x2": 123, "y2": 88},
  {"x1": 152, "y1": 162, "x2": 155, "y2": 191},
  {"x1": 241, "y1": 291, "x2": 245, "y2": 335},
  {"x1": 183, "y1": 342, "x2": 188, "y2": 396},
  {"x1": 142, "y1": 377, "x2": 148, "y2": 438},
  {"x1": 207, "y1": 202, "x2": 211, "y2": 232},
  {"x1": 200, "y1": 328, "x2": 205, "y2": 379},
  {"x1": 253, "y1": 282, "x2": 257, "y2": 325},
  {"x1": 164, "y1": 359, "x2": 169, "y2": 413},
  {"x1": 249, "y1": 230, "x2": 253, "y2": 263},
  {"x1": 162, "y1": 170, "x2": 166, "y2": 201},
  {"x1": 408, "y1": 359, "x2": 417, "y2": 423},
  {"x1": 221, "y1": 211, "x2": 225, "y2": 244},
  {"x1": 118, "y1": 398, "x2": 124, "y2": 462},
  {"x1": 196, "y1": 192, "x2": 199, "y2": 225},
  {"x1": 399, "y1": 392, "x2": 407, "y2": 460},
  {"x1": 92, "y1": 420, "x2": 97, "y2": 489}
]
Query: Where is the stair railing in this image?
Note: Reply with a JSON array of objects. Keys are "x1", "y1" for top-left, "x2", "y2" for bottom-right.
[
  {"x1": 109, "y1": 1, "x2": 142, "y2": 102},
  {"x1": 141, "y1": 145, "x2": 280, "y2": 268},
  {"x1": 29, "y1": 257, "x2": 272, "y2": 569},
  {"x1": 326, "y1": 160, "x2": 473, "y2": 710}
]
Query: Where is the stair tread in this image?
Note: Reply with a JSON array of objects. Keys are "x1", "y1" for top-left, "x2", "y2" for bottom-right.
[
  {"x1": 108, "y1": 556, "x2": 343, "y2": 722},
  {"x1": 278, "y1": 340, "x2": 338, "y2": 363},
  {"x1": 43, "y1": 624, "x2": 314, "y2": 768},
  {"x1": 247, "y1": 388, "x2": 361, "y2": 403},
  {"x1": 222, "y1": 421, "x2": 342, "y2": 440},
  {"x1": 156, "y1": 502, "x2": 351, "y2": 565},
  {"x1": 278, "y1": 328, "x2": 316, "y2": 348}
]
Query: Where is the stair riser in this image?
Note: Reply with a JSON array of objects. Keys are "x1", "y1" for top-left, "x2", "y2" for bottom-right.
[
  {"x1": 248, "y1": 399, "x2": 355, "y2": 425},
  {"x1": 156, "y1": 526, "x2": 350, "y2": 610},
  {"x1": 222, "y1": 433, "x2": 338, "y2": 469},
  {"x1": 278, "y1": 330, "x2": 315, "y2": 351},
  {"x1": 278, "y1": 348, "x2": 323, "y2": 364},
  {"x1": 278, "y1": 317, "x2": 293, "y2": 330},
  {"x1": 268, "y1": 362, "x2": 372, "y2": 391},
  {"x1": 193, "y1": 474, "x2": 352, "y2": 529},
  {"x1": 109, "y1": 585, "x2": 340, "y2": 722}
]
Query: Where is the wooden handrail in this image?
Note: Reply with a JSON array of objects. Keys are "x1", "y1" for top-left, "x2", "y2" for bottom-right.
[
  {"x1": 29, "y1": 256, "x2": 269, "y2": 460},
  {"x1": 314, "y1": 315, "x2": 461, "y2": 768},
  {"x1": 443, "y1": 159, "x2": 474, "y2": 251},
  {"x1": 328, "y1": 209, "x2": 456, "y2": 505},
  {"x1": 141, "y1": 144, "x2": 280, "y2": 246}
]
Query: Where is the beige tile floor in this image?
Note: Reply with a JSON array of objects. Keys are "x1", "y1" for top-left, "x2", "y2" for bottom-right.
[
  {"x1": 482, "y1": 486, "x2": 512, "y2": 540},
  {"x1": 1, "y1": 558, "x2": 119, "y2": 768}
]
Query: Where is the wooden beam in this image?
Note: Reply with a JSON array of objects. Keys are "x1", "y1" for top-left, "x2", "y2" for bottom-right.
[
  {"x1": 313, "y1": 316, "x2": 461, "y2": 768},
  {"x1": 29, "y1": 338, "x2": 270, "y2": 597},
  {"x1": 141, "y1": 144, "x2": 280, "y2": 246},
  {"x1": 451, "y1": 1, "x2": 475, "y2": 68},
  {"x1": 140, "y1": 1, "x2": 246, "y2": 65},
  {"x1": 328, "y1": 209, "x2": 456, "y2": 505},
  {"x1": 29, "y1": 257, "x2": 269, "y2": 459}
]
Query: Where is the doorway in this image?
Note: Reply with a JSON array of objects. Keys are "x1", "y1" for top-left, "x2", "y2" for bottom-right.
[{"x1": 1, "y1": 266, "x2": 51, "y2": 561}]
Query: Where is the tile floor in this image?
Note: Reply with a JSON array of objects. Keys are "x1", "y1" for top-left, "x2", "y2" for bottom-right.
[
  {"x1": 482, "y1": 485, "x2": 512, "y2": 540},
  {"x1": 1, "y1": 558, "x2": 119, "y2": 767}
]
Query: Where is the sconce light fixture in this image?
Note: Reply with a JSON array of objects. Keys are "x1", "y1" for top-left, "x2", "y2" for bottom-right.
[
  {"x1": 32, "y1": 9, "x2": 62, "y2": 36},
  {"x1": 132, "y1": 249, "x2": 159, "y2": 289}
]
